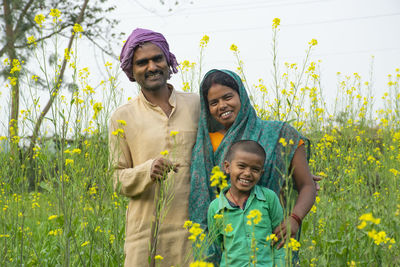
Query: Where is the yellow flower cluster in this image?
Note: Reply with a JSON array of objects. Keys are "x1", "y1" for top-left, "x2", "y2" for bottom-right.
[
  {"x1": 190, "y1": 261, "x2": 214, "y2": 267},
  {"x1": 266, "y1": 233, "x2": 278, "y2": 242},
  {"x1": 73, "y1": 23, "x2": 83, "y2": 33},
  {"x1": 92, "y1": 102, "x2": 103, "y2": 119},
  {"x1": 48, "y1": 215, "x2": 58, "y2": 220},
  {"x1": 210, "y1": 166, "x2": 228, "y2": 197},
  {"x1": 170, "y1": 130, "x2": 179, "y2": 137},
  {"x1": 199, "y1": 35, "x2": 210, "y2": 48},
  {"x1": 279, "y1": 137, "x2": 287, "y2": 147},
  {"x1": 65, "y1": 159, "x2": 74, "y2": 166},
  {"x1": 272, "y1": 18, "x2": 280, "y2": 28},
  {"x1": 230, "y1": 44, "x2": 238, "y2": 52},
  {"x1": 34, "y1": 14, "x2": 45, "y2": 27},
  {"x1": 154, "y1": 255, "x2": 163, "y2": 260},
  {"x1": 64, "y1": 148, "x2": 81, "y2": 154},
  {"x1": 184, "y1": 221, "x2": 205, "y2": 243},
  {"x1": 27, "y1": 35, "x2": 36, "y2": 46},
  {"x1": 49, "y1": 9, "x2": 61, "y2": 23},
  {"x1": 117, "y1": 119, "x2": 127, "y2": 126},
  {"x1": 247, "y1": 209, "x2": 262, "y2": 225},
  {"x1": 10, "y1": 59, "x2": 21, "y2": 74},
  {"x1": 225, "y1": 223, "x2": 233, "y2": 233},
  {"x1": 357, "y1": 213, "x2": 380, "y2": 229},
  {"x1": 309, "y1": 39, "x2": 318, "y2": 46},
  {"x1": 111, "y1": 128, "x2": 124, "y2": 137},
  {"x1": 367, "y1": 229, "x2": 396, "y2": 247},
  {"x1": 48, "y1": 229, "x2": 62, "y2": 236},
  {"x1": 286, "y1": 238, "x2": 301, "y2": 251}
]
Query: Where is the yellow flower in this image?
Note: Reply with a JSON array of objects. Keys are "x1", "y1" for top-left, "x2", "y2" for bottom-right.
[
  {"x1": 10, "y1": 59, "x2": 21, "y2": 74},
  {"x1": 81, "y1": 241, "x2": 90, "y2": 247},
  {"x1": 188, "y1": 223, "x2": 204, "y2": 241},
  {"x1": 117, "y1": 119, "x2": 127, "y2": 126},
  {"x1": 170, "y1": 130, "x2": 179, "y2": 137},
  {"x1": 112, "y1": 128, "x2": 124, "y2": 137},
  {"x1": 71, "y1": 148, "x2": 81, "y2": 154},
  {"x1": 357, "y1": 221, "x2": 367, "y2": 230},
  {"x1": 183, "y1": 220, "x2": 193, "y2": 229},
  {"x1": 230, "y1": 44, "x2": 238, "y2": 52},
  {"x1": 190, "y1": 261, "x2": 214, "y2": 267},
  {"x1": 73, "y1": 23, "x2": 83, "y2": 33},
  {"x1": 34, "y1": 14, "x2": 45, "y2": 27},
  {"x1": 247, "y1": 209, "x2": 262, "y2": 225},
  {"x1": 200, "y1": 35, "x2": 210, "y2": 47},
  {"x1": 225, "y1": 224, "x2": 233, "y2": 233},
  {"x1": 210, "y1": 166, "x2": 228, "y2": 195},
  {"x1": 213, "y1": 214, "x2": 223, "y2": 220},
  {"x1": 154, "y1": 255, "x2": 163, "y2": 260},
  {"x1": 92, "y1": 102, "x2": 103, "y2": 119},
  {"x1": 287, "y1": 238, "x2": 301, "y2": 251},
  {"x1": 310, "y1": 205, "x2": 317, "y2": 213},
  {"x1": 359, "y1": 213, "x2": 380, "y2": 224},
  {"x1": 48, "y1": 215, "x2": 58, "y2": 220},
  {"x1": 65, "y1": 159, "x2": 74, "y2": 166},
  {"x1": 27, "y1": 36, "x2": 36, "y2": 46},
  {"x1": 49, "y1": 9, "x2": 61, "y2": 18},
  {"x1": 279, "y1": 137, "x2": 287, "y2": 147},
  {"x1": 272, "y1": 18, "x2": 280, "y2": 28},
  {"x1": 266, "y1": 234, "x2": 278, "y2": 242},
  {"x1": 160, "y1": 150, "x2": 169, "y2": 156},
  {"x1": 309, "y1": 39, "x2": 318, "y2": 46}
]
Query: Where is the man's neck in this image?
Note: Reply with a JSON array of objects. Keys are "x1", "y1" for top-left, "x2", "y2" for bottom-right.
[{"x1": 141, "y1": 84, "x2": 173, "y2": 116}]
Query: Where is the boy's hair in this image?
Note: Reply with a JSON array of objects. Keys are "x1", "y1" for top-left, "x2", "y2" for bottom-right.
[{"x1": 225, "y1": 140, "x2": 266, "y2": 163}]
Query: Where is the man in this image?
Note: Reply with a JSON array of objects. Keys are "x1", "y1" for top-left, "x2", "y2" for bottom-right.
[{"x1": 109, "y1": 28, "x2": 200, "y2": 266}]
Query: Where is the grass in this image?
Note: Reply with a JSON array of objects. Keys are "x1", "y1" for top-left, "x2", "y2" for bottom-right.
[{"x1": 0, "y1": 13, "x2": 399, "y2": 266}]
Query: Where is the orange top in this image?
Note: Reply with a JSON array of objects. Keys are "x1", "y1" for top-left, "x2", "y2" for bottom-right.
[{"x1": 209, "y1": 132, "x2": 304, "y2": 152}]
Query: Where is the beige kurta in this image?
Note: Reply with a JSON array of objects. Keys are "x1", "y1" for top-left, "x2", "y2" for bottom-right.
[{"x1": 109, "y1": 85, "x2": 200, "y2": 267}]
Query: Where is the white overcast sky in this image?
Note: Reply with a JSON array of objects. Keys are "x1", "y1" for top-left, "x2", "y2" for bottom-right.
[
  {"x1": 102, "y1": 0, "x2": 400, "y2": 110},
  {"x1": 1, "y1": 0, "x2": 400, "y2": 136}
]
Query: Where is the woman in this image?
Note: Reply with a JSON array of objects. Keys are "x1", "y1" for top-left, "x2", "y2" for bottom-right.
[{"x1": 189, "y1": 69, "x2": 316, "y2": 257}]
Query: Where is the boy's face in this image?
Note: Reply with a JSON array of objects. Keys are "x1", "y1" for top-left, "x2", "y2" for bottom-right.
[{"x1": 224, "y1": 150, "x2": 264, "y2": 194}]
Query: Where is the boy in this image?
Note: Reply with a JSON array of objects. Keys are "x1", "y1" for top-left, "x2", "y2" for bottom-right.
[{"x1": 207, "y1": 140, "x2": 285, "y2": 266}]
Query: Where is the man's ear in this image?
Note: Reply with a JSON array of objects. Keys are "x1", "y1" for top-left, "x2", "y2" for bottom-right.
[{"x1": 224, "y1": 160, "x2": 230, "y2": 174}]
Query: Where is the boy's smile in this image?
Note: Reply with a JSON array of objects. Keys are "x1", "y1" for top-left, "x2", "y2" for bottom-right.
[{"x1": 224, "y1": 150, "x2": 264, "y2": 196}]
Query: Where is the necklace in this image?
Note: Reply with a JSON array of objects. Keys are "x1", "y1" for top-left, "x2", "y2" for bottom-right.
[{"x1": 228, "y1": 189, "x2": 248, "y2": 209}]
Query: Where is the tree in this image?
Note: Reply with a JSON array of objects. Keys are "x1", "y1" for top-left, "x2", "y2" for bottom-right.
[{"x1": 1, "y1": 0, "x2": 120, "y2": 152}]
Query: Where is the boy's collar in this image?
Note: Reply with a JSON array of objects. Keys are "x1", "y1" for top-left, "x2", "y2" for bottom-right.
[{"x1": 217, "y1": 185, "x2": 266, "y2": 212}]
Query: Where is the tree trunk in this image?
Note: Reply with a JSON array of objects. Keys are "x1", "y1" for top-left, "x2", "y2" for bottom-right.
[{"x1": 3, "y1": 0, "x2": 20, "y2": 155}]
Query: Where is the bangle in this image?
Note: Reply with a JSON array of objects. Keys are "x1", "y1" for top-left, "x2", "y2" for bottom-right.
[{"x1": 290, "y1": 213, "x2": 302, "y2": 226}]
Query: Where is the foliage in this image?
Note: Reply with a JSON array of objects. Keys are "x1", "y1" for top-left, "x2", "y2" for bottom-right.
[{"x1": 0, "y1": 16, "x2": 399, "y2": 266}]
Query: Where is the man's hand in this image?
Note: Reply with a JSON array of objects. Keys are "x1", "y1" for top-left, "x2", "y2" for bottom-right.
[
  {"x1": 272, "y1": 216, "x2": 300, "y2": 249},
  {"x1": 312, "y1": 174, "x2": 322, "y2": 195},
  {"x1": 150, "y1": 157, "x2": 180, "y2": 181}
]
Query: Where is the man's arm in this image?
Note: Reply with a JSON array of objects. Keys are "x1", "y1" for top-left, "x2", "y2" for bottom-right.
[{"x1": 109, "y1": 117, "x2": 154, "y2": 197}]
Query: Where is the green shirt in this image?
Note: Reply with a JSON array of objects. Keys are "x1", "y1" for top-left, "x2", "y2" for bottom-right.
[{"x1": 207, "y1": 185, "x2": 285, "y2": 267}]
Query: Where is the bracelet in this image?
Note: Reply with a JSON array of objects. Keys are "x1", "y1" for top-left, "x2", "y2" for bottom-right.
[{"x1": 290, "y1": 213, "x2": 302, "y2": 226}]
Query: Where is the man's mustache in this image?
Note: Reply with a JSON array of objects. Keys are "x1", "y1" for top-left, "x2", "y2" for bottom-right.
[{"x1": 145, "y1": 70, "x2": 163, "y2": 78}]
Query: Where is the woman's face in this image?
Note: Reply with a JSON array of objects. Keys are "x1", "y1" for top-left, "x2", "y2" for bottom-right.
[{"x1": 207, "y1": 83, "x2": 241, "y2": 131}]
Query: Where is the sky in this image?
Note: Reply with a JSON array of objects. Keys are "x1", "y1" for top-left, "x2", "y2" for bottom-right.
[{"x1": 104, "y1": 0, "x2": 400, "y2": 110}]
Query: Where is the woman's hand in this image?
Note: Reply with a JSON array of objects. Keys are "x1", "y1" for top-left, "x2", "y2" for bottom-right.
[
  {"x1": 272, "y1": 216, "x2": 300, "y2": 249},
  {"x1": 312, "y1": 174, "x2": 322, "y2": 195}
]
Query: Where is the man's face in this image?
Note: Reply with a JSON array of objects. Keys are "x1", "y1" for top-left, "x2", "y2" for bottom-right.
[{"x1": 132, "y1": 42, "x2": 170, "y2": 91}]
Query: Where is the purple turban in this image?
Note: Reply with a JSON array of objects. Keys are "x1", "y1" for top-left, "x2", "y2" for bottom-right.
[{"x1": 120, "y1": 28, "x2": 179, "y2": 82}]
